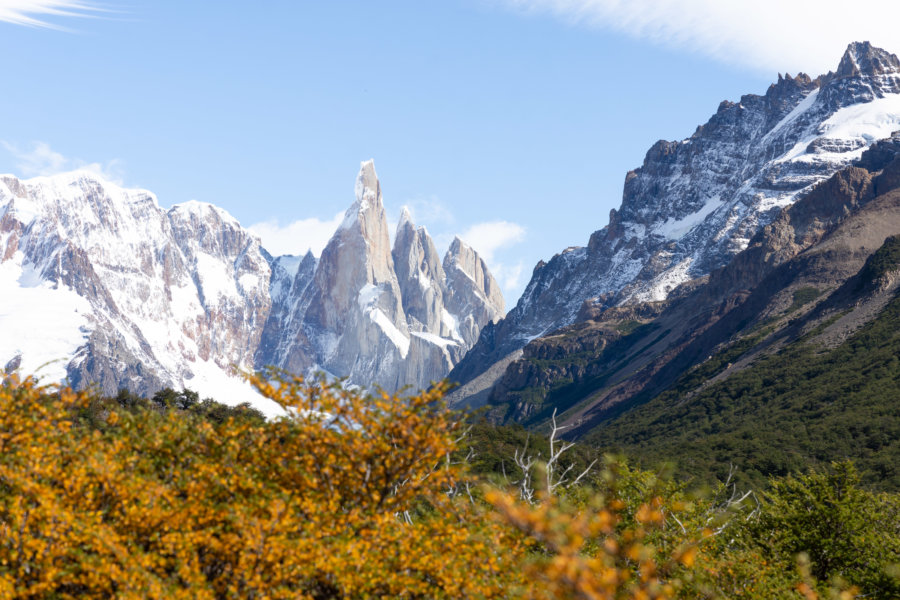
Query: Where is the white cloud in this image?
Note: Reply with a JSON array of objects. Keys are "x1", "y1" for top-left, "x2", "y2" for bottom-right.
[
  {"x1": 459, "y1": 220, "x2": 526, "y2": 263},
  {"x1": 458, "y1": 220, "x2": 527, "y2": 302},
  {"x1": 0, "y1": 1, "x2": 100, "y2": 28},
  {"x1": 493, "y1": 0, "x2": 900, "y2": 74},
  {"x1": 247, "y1": 213, "x2": 344, "y2": 258},
  {"x1": 2, "y1": 140, "x2": 125, "y2": 184}
]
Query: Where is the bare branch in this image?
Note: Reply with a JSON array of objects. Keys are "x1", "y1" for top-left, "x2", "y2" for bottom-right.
[
  {"x1": 508, "y1": 408, "x2": 597, "y2": 502},
  {"x1": 569, "y1": 459, "x2": 598, "y2": 489}
]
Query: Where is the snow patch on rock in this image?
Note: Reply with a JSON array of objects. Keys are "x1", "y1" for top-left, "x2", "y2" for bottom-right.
[{"x1": 0, "y1": 252, "x2": 93, "y2": 382}]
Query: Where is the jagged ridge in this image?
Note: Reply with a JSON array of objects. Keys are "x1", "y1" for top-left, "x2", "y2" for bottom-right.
[
  {"x1": 0, "y1": 161, "x2": 504, "y2": 410},
  {"x1": 485, "y1": 133, "x2": 900, "y2": 443},
  {"x1": 450, "y1": 41, "x2": 900, "y2": 396},
  {"x1": 258, "y1": 160, "x2": 504, "y2": 390}
]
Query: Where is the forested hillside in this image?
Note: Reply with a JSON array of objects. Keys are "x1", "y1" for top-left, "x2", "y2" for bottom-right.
[{"x1": 584, "y1": 272, "x2": 900, "y2": 490}]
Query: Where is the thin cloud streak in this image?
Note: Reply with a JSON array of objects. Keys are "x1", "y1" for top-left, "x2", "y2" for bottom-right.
[
  {"x1": 494, "y1": 0, "x2": 900, "y2": 74},
  {"x1": 0, "y1": 1, "x2": 102, "y2": 28},
  {"x1": 490, "y1": 260, "x2": 525, "y2": 297},
  {"x1": 397, "y1": 197, "x2": 457, "y2": 229}
]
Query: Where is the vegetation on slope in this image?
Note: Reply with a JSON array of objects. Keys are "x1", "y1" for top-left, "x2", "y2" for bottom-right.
[
  {"x1": 1, "y1": 371, "x2": 899, "y2": 598},
  {"x1": 493, "y1": 322, "x2": 662, "y2": 426},
  {"x1": 584, "y1": 281, "x2": 900, "y2": 491}
]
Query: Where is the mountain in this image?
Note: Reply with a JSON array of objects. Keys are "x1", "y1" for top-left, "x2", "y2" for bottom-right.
[
  {"x1": 479, "y1": 130, "x2": 900, "y2": 487},
  {"x1": 449, "y1": 41, "x2": 900, "y2": 401},
  {"x1": 0, "y1": 161, "x2": 503, "y2": 411},
  {"x1": 0, "y1": 172, "x2": 274, "y2": 408},
  {"x1": 256, "y1": 160, "x2": 504, "y2": 390}
]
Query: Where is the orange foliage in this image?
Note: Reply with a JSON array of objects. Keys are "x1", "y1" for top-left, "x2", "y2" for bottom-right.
[
  {"x1": 0, "y1": 372, "x2": 523, "y2": 599},
  {"x1": 486, "y1": 487, "x2": 701, "y2": 600}
]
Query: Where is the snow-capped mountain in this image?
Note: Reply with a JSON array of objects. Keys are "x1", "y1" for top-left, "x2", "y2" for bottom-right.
[
  {"x1": 451, "y1": 41, "x2": 900, "y2": 389},
  {"x1": 0, "y1": 171, "x2": 275, "y2": 410},
  {"x1": 256, "y1": 160, "x2": 505, "y2": 390},
  {"x1": 0, "y1": 161, "x2": 503, "y2": 411}
]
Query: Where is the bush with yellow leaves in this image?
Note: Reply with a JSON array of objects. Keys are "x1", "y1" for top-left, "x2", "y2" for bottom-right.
[
  {"x1": 2, "y1": 370, "x2": 897, "y2": 599},
  {"x1": 485, "y1": 459, "x2": 720, "y2": 600},
  {"x1": 0, "y1": 371, "x2": 523, "y2": 599}
]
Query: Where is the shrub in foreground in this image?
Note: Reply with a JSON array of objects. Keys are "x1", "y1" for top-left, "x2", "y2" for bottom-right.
[
  {"x1": 0, "y1": 373, "x2": 521, "y2": 598},
  {"x1": 0, "y1": 372, "x2": 898, "y2": 598}
]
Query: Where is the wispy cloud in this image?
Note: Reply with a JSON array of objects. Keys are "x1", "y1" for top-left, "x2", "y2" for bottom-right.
[
  {"x1": 247, "y1": 213, "x2": 345, "y2": 258},
  {"x1": 459, "y1": 220, "x2": 527, "y2": 296},
  {"x1": 391, "y1": 196, "x2": 459, "y2": 255},
  {"x1": 398, "y1": 196, "x2": 457, "y2": 229},
  {"x1": 0, "y1": 1, "x2": 102, "y2": 28},
  {"x1": 2, "y1": 140, "x2": 125, "y2": 184},
  {"x1": 460, "y1": 220, "x2": 526, "y2": 263},
  {"x1": 490, "y1": 260, "x2": 526, "y2": 297},
  {"x1": 492, "y1": 0, "x2": 900, "y2": 74}
]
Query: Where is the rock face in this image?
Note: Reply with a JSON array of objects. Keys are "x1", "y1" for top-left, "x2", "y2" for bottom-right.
[
  {"x1": 0, "y1": 172, "x2": 273, "y2": 410},
  {"x1": 259, "y1": 160, "x2": 505, "y2": 390},
  {"x1": 450, "y1": 41, "x2": 900, "y2": 391},
  {"x1": 486, "y1": 137, "x2": 900, "y2": 432},
  {"x1": 303, "y1": 160, "x2": 412, "y2": 387},
  {"x1": 443, "y1": 237, "x2": 506, "y2": 348},
  {"x1": 0, "y1": 161, "x2": 504, "y2": 409}
]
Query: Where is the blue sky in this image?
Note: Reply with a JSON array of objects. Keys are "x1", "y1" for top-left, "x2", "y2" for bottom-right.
[{"x1": 1, "y1": 0, "x2": 897, "y2": 305}]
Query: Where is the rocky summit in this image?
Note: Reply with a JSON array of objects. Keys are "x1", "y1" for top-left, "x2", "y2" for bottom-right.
[
  {"x1": 257, "y1": 160, "x2": 505, "y2": 391},
  {"x1": 449, "y1": 41, "x2": 900, "y2": 400},
  {"x1": 0, "y1": 161, "x2": 503, "y2": 412}
]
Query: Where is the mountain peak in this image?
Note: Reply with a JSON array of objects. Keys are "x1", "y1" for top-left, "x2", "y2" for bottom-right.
[
  {"x1": 448, "y1": 43, "x2": 900, "y2": 394},
  {"x1": 340, "y1": 159, "x2": 384, "y2": 231},
  {"x1": 448, "y1": 236, "x2": 469, "y2": 254},
  {"x1": 7, "y1": 169, "x2": 158, "y2": 209},
  {"x1": 397, "y1": 206, "x2": 414, "y2": 233},
  {"x1": 354, "y1": 159, "x2": 380, "y2": 207},
  {"x1": 443, "y1": 236, "x2": 504, "y2": 320},
  {"x1": 22, "y1": 168, "x2": 110, "y2": 187},
  {"x1": 169, "y1": 199, "x2": 240, "y2": 227},
  {"x1": 835, "y1": 41, "x2": 900, "y2": 79}
]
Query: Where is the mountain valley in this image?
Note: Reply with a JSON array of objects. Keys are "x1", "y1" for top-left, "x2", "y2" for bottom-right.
[
  {"x1": 2, "y1": 42, "x2": 900, "y2": 485},
  {"x1": 446, "y1": 42, "x2": 900, "y2": 486}
]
